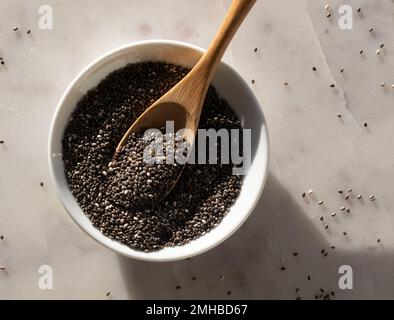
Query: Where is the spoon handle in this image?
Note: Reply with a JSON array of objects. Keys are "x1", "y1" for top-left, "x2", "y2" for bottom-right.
[{"x1": 195, "y1": 0, "x2": 256, "y2": 80}]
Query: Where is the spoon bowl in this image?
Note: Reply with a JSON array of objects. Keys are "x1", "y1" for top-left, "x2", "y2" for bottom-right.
[{"x1": 116, "y1": 102, "x2": 191, "y2": 152}]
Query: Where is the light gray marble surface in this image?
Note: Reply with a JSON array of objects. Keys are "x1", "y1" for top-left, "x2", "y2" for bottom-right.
[{"x1": 0, "y1": 0, "x2": 394, "y2": 299}]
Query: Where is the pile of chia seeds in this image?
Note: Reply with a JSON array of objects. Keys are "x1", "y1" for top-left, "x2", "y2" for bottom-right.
[
  {"x1": 107, "y1": 130, "x2": 188, "y2": 209},
  {"x1": 62, "y1": 62, "x2": 242, "y2": 251}
]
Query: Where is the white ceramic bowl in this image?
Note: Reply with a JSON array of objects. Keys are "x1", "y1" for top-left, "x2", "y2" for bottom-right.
[{"x1": 48, "y1": 40, "x2": 269, "y2": 262}]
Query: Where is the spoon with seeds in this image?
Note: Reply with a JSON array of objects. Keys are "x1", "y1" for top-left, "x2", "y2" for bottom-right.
[
  {"x1": 116, "y1": 0, "x2": 256, "y2": 151},
  {"x1": 114, "y1": 0, "x2": 256, "y2": 204}
]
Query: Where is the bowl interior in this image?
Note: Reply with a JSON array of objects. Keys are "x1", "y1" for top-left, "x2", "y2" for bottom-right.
[{"x1": 49, "y1": 40, "x2": 269, "y2": 261}]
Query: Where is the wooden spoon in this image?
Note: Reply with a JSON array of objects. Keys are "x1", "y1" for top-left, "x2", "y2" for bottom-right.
[{"x1": 116, "y1": 0, "x2": 256, "y2": 152}]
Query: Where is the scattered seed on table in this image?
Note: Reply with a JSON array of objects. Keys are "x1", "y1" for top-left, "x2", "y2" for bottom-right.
[
  {"x1": 312, "y1": 66, "x2": 317, "y2": 71},
  {"x1": 348, "y1": 188, "x2": 352, "y2": 193},
  {"x1": 392, "y1": 84, "x2": 394, "y2": 89},
  {"x1": 331, "y1": 212, "x2": 336, "y2": 217},
  {"x1": 318, "y1": 200, "x2": 324, "y2": 205},
  {"x1": 380, "y1": 43, "x2": 384, "y2": 48},
  {"x1": 0, "y1": 61, "x2": 4, "y2": 65},
  {"x1": 369, "y1": 195, "x2": 375, "y2": 201},
  {"x1": 295, "y1": 288, "x2": 300, "y2": 293},
  {"x1": 320, "y1": 216, "x2": 324, "y2": 221},
  {"x1": 283, "y1": 81, "x2": 289, "y2": 86},
  {"x1": 360, "y1": 50, "x2": 364, "y2": 54},
  {"x1": 338, "y1": 190, "x2": 343, "y2": 194},
  {"x1": 345, "y1": 194, "x2": 350, "y2": 200},
  {"x1": 0, "y1": 235, "x2": 3, "y2": 240},
  {"x1": 296, "y1": 297, "x2": 301, "y2": 300},
  {"x1": 340, "y1": 68, "x2": 344, "y2": 73},
  {"x1": 343, "y1": 231, "x2": 347, "y2": 236},
  {"x1": 227, "y1": 291, "x2": 232, "y2": 296},
  {"x1": 357, "y1": 194, "x2": 362, "y2": 199},
  {"x1": 280, "y1": 266, "x2": 286, "y2": 271},
  {"x1": 340, "y1": 206, "x2": 345, "y2": 211},
  {"x1": 307, "y1": 275, "x2": 311, "y2": 281},
  {"x1": 324, "y1": 224, "x2": 329, "y2": 230},
  {"x1": 251, "y1": 79, "x2": 255, "y2": 84},
  {"x1": 27, "y1": 29, "x2": 31, "y2": 34},
  {"x1": 381, "y1": 82, "x2": 386, "y2": 87},
  {"x1": 302, "y1": 192, "x2": 306, "y2": 198},
  {"x1": 220, "y1": 275, "x2": 225, "y2": 281},
  {"x1": 12, "y1": 27, "x2": 18, "y2": 31},
  {"x1": 308, "y1": 189, "x2": 313, "y2": 194},
  {"x1": 0, "y1": 140, "x2": 4, "y2": 144},
  {"x1": 106, "y1": 292, "x2": 110, "y2": 296},
  {"x1": 324, "y1": 252, "x2": 328, "y2": 257},
  {"x1": 254, "y1": 47, "x2": 258, "y2": 52},
  {"x1": 330, "y1": 84, "x2": 335, "y2": 88},
  {"x1": 324, "y1": 4, "x2": 330, "y2": 10},
  {"x1": 377, "y1": 238, "x2": 381, "y2": 243},
  {"x1": 337, "y1": 114, "x2": 342, "y2": 118},
  {"x1": 369, "y1": 27, "x2": 374, "y2": 32},
  {"x1": 331, "y1": 246, "x2": 336, "y2": 249},
  {"x1": 293, "y1": 252, "x2": 299, "y2": 257},
  {"x1": 0, "y1": 266, "x2": 6, "y2": 270},
  {"x1": 326, "y1": 12, "x2": 331, "y2": 18},
  {"x1": 40, "y1": 182, "x2": 44, "y2": 187},
  {"x1": 192, "y1": 276, "x2": 196, "y2": 281},
  {"x1": 176, "y1": 285, "x2": 181, "y2": 290},
  {"x1": 357, "y1": 8, "x2": 361, "y2": 13},
  {"x1": 376, "y1": 49, "x2": 381, "y2": 55},
  {"x1": 346, "y1": 208, "x2": 350, "y2": 213}
]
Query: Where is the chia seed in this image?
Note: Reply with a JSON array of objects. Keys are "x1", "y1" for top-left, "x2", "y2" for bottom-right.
[
  {"x1": 107, "y1": 130, "x2": 188, "y2": 209},
  {"x1": 62, "y1": 62, "x2": 243, "y2": 252}
]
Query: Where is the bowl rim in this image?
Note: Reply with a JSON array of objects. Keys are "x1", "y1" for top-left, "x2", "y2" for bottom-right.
[{"x1": 48, "y1": 39, "x2": 270, "y2": 261}]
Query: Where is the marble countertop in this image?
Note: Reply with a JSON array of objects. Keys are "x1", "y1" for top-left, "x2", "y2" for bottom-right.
[{"x1": 1, "y1": 0, "x2": 394, "y2": 299}]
